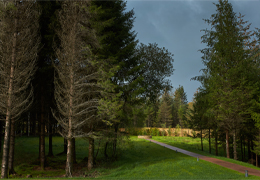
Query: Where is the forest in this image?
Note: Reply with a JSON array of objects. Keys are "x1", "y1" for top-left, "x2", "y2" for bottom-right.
[{"x1": 0, "y1": 0, "x2": 260, "y2": 178}]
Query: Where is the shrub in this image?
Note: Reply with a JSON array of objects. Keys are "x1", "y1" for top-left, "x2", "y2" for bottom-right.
[
  {"x1": 192, "y1": 130, "x2": 197, "y2": 138},
  {"x1": 168, "y1": 126, "x2": 172, "y2": 136},
  {"x1": 156, "y1": 128, "x2": 160, "y2": 136}
]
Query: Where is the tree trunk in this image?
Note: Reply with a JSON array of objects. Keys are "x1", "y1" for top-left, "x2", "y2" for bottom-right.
[
  {"x1": 72, "y1": 138, "x2": 76, "y2": 164},
  {"x1": 243, "y1": 138, "x2": 246, "y2": 161},
  {"x1": 0, "y1": 121, "x2": 2, "y2": 153},
  {"x1": 251, "y1": 140, "x2": 254, "y2": 162},
  {"x1": 33, "y1": 112, "x2": 36, "y2": 136},
  {"x1": 8, "y1": 118, "x2": 16, "y2": 175},
  {"x1": 113, "y1": 124, "x2": 119, "y2": 157},
  {"x1": 65, "y1": 66, "x2": 74, "y2": 177},
  {"x1": 241, "y1": 137, "x2": 244, "y2": 161},
  {"x1": 201, "y1": 129, "x2": 203, "y2": 151},
  {"x1": 1, "y1": 18, "x2": 17, "y2": 179},
  {"x1": 233, "y1": 131, "x2": 237, "y2": 160},
  {"x1": 215, "y1": 129, "x2": 218, "y2": 156},
  {"x1": 66, "y1": 138, "x2": 73, "y2": 177},
  {"x1": 226, "y1": 130, "x2": 230, "y2": 158},
  {"x1": 209, "y1": 128, "x2": 211, "y2": 154},
  {"x1": 256, "y1": 154, "x2": 258, "y2": 167},
  {"x1": 248, "y1": 138, "x2": 251, "y2": 162},
  {"x1": 40, "y1": 92, "x2": 45, "y2": 170},
  {"x1": 48, "y1": 120, "x2": 53, "y2": 157},
  {"x1": 88, "y1": 137, "x2": 94, "y2": 170}
]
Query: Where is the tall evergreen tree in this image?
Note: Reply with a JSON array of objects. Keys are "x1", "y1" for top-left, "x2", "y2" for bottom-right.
[
  {"x1": 197, "y1": 0, "x2": 258, "y2": 159},
  {"x1": 158, "y1": 90, "x2": 173, "y2": 127},
  {"x1": 0, "y1": 1, "x2": 40, "y2": 178},
  {"x1": 172, "y1": 85, "x2": 188, "y2": 127}
]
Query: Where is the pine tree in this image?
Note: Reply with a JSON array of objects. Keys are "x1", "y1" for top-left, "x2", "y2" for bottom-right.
[
  {"x1": 158, "y1": 90, "x2": 172, "y2": 127},
  {"x1": 53, "y1": 1, "x2": 100, "y2": 176},
  {"x1": 198, "y1": 0, "x2": 258, "y2": 159},
  {"x1": 172, "y1": 86, "x2": 188, "y2": 127},
  {"x1": 0, "y1": 1, "x2": 40, "y2": 178}
]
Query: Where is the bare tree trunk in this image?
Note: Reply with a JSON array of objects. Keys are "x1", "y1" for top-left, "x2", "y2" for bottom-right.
[
  {"x1": 226, "y1": 130, "x2": 230, "y2": 158},
  {"x1": 65, "y1": 66, "x2": 74, "y2": 177},
  {"x1": 248, "y1": 138, "x2": 251, "y2": 162},
  {"x1": 256, "y1": 153, "x2": 258, "y2": 167},
  {"x1": 72, "y1": 138, "x2": 76, "y2": 164},
  {"x1": 209, "y1": 128, "x2": 211, "y2": 154},
  {"x1": 1, "y1": 18, "x2": 17, "y2": 179},
  {"x1": 40, "y1": 92, "x2": 45, "y2": 170},
  {"x1": 251, "y1": 140, "x2": 254, "y2": 163},
  {"x1": 66, "y1": 138, "x2": 73, "y2": 177},
  {"x1": 88, "y1": 137, "x2": 94, "y2": 170},
  {"x1": 214, "y1": 129, "x2": 218, "y2": 156},
  {"x1": 48, "y1": 120, "x2": 53, "y2": 157},
  {"x1": 8, "y1": 118, "x2": 16, "y2": 175},
  {"x1": 201, "y1": 129, "x2": 203, "y2": 151},
  {"x1": 113, "y1": 124, "x2": 119, "y2": 157},
  {"x1": 233, "y1": 131, "x2": 237, "y2": 160},
  {"x1": 241, "y1": 137, "x2": 244, "y2": 161},
  {"x1": 0, "y1": 121, "x2": 2, "y2": 153}
]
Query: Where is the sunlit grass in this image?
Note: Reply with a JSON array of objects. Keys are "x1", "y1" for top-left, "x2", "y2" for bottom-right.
[
  {"x1": 152, "y1": 136, "x2": 260, "y2": 171},
  {"x1": 0, "y1": 136, "x2": 259, "y2": 179}
]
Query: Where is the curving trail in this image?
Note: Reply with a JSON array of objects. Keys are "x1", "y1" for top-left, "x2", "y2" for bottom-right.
[{"x1": 148, "y1": 139, "x2": 260, "y2": 177}]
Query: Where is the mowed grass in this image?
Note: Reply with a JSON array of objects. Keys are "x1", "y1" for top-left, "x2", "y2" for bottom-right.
[
  {"x1": 1, "y1": 136, "x2": 259, "y2": 179},
  {"x1": 152, "y1": 136, "x2": 260, "y2": 171},
  {"x1": 95, "y1": 137, "x2": 258, "y2": 179}
]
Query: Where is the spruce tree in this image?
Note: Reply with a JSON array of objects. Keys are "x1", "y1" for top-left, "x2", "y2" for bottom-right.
[
  {"x1": 0, "y1": 1, "x2": 40, "y2": 177},
  {"x1": 198, "y1": 0, "x2": 258, "y2": 159}
]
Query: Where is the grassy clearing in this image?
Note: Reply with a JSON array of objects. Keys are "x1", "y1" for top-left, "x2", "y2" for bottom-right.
[
  {"x1": 152, "y1": 136, "x2": 260, "y2": 171},
  {"x1": 96, "y1": 137, "x2": 258, "y2": 179},
  {"x1": 2, "y1": 136, "x2": 259, "y2": 179}
]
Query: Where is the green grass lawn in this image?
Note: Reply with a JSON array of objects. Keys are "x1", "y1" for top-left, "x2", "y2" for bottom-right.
[
  {"x1": 152, "y1": 136, "x2": 260, "y2": 171},
  {"x1": 2, "y1": 136, "x2": 260, "y2": 179}
]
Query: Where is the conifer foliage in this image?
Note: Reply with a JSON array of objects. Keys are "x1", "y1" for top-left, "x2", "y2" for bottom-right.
[{"x1": 193, "y1": 0, "x2": 259, "y2": 159}]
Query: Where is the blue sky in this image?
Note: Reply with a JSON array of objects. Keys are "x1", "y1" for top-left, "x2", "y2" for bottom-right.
[{"x1": 125, "y1": 0, "x2": 260, "y2": 102}]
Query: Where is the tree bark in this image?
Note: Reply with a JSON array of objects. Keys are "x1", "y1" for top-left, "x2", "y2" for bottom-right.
[
  {"x1": 8, "y1": 118, "x2": 16, "y2": 175},
  {"x1": 248, "y1": 138, "x2": 251, "y2": 161},
  {"x1": 113, "y1": 124, "x2": 119, "y2": 157},
  {"x1": 48, "y1": 120, "x2": 53, "y2": 157},
  {"x1": 66, "y1": 138, "x2": 73, "y2": 177},
  {"x1": 251, "y1": 140, "x2": 254, "y2": 162},
  {"x1": 209, "y1": 128, "x2": 211, "y2": 154},
  {"x1": 214, "y1": 129, "x2": 218, "y2": 156},
  {"x1": 1, "y1": 18, "x2": 17, "y2": 179},
  {"x1": 256, "y1": 154, "x2": 258, "y2": 167},
  {"x1": 233, "y1": 131, "x2": 237, "y2": 160},
  {"x1": 226, "y1": 130, "x2": 230, "y2": 158},
  {"x1": 40, "y1": 92, "x2": 45, "y2": 170},
  {"x1": 88, "y1": 137, "x2": 94, "y2": 170},
  {"x1": 201, "y1": 129, "x2": 203, "y2": 151},
  {"x1": 72, "y1": 138, "x2": 76, "y2": 164},
  {"x1": 241, "y1": 137, "x2": 244, "y2": 161},
  {"x1": 65, "y1": 64, "x2": 74, "y2": 177},
  {"x1": 0, "y1": 121, "x2": 2, "y2": 153}
]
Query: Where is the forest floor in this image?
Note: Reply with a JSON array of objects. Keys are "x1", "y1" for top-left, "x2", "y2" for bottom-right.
[{"x1": 1, "y1": 136, "x2": 260, "y2": 179}]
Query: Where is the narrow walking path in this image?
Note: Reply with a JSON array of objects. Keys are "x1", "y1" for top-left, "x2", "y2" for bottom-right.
[{"x1": 148, "y1": 139, "x2": 260, "y2": 177}]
